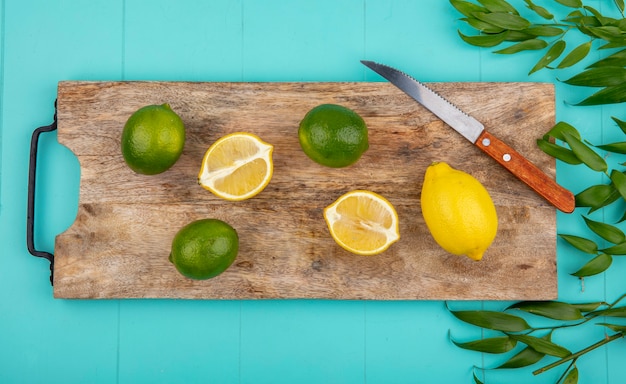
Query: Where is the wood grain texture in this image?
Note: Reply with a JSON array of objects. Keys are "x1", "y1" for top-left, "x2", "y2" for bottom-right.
[{"x1": 54, "y1": 81, "x2": 558, "y2": 300}]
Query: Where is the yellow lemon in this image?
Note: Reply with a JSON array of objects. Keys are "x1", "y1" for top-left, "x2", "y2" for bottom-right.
[
  {"x1": 198, "y1": 132, "x2": 274, "y2": 201},
  {"x1": 324, "y1": 190, "x2": 400, "y2": 256},
  {"x1": 420, "y1": 162, "x2": 498, "y2": 261}
]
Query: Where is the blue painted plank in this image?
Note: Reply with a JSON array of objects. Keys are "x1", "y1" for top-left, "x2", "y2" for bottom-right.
[
  {"x1": 0, "y1": 1, "x2": 123, "y2": 383},
  {"x1": 240, "y1": 300, "x2": 366, "y2": 384},
  {"x1": 118, "y1": 300, "x2": 241, "y2": 384},
  {"x1": 365, "y1": 301, "x2": 482, "y2": 383},
  {"x1": 365, "y1": 0, "x2": 480, "y2": 82},
  {"x1": 123, "y1": 0, "x2": 243, "y2": 81},
  {"x1": 242, "y1": 0, "x2": 364, "y2": 81}
]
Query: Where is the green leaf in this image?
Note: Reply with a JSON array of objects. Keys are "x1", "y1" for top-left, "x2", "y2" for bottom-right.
[
  {"x1": 563, "y1": 67, "x2": 626, "y2": 87},
  {"x1": 613, "y1": 116, "x2": 626, "y2": 134},
  {"x1": 563, "y1": 367, "x2": 579, "y2": 384},
  {"x1": 571, "y1": 302, "x2": 604, "y2": 312},
  {"x1": 555, "y1": 0, "x2": 583, "y2": 7},
  {"x1": 575, "y1": 184, "x2": 620, "y2": 212},
  {"x1": 509, "y1": 334, "x2": 572, "y2": 357},
  {"x1": 583, "y1": 6, "x2": 615, "y2": 25},
  {"x1": 565, "y1": 10, "x2": 584, "y2": 22},
  {"x1": 449, "y1": 309, "x2": 531, "y2": 332},
  {"x1": 571, "y1": 253, "x2": 613, "y2": 277},
  {"x1": 562, "y1": 132, "x2": 607, "y2": 172},
  {"x1": 589, "y1": 307, "x2": 626, "y2": 317},
  {"x1": 450, "y1": 0, "x2": 490, "y2": 18},
  {"x1": 507, "y1": 301, "x2": 584, "y2": 320},
  {"x1": 495, "y1": 39, "x2": 548, "y2": 54},
  {"x1": 477, "y1": 0, "x2": 518, "y2": 14},
  {"x1": 608, "y1": 17, "x2": 625, "y2": 28},
  {"x1": 600, "y1": 241, "x2": 626, "y2": 255},
  {"x1": 573, "y1": 16, "x2": 603, "y2": 29},
  {"x1": 523, "y1": 0, "x2": 554, "y2": 19},
  {"x1": 598, "y1": 323, "x2": 626, "y2": 332},
  {"x1": 543, "y1": 121, "x2": 581, "y2": 141},
  {"x1": 595, "y1": 142, "x2": 626, "y2": 154},
  {"x1": 504, "y1": 30, "x2": 535, "y2": 41},
  {"x1": 495, "y1": 345, "x2": 546, "y2": 368},
  {"x1": 523, "y1": 26, "x2": 564, "y2": 37},
  {"x1": 458, "y1": 30, "x2": 509, "y2": 47},
  {"x1": 583, "y1": 216, "x2": 626, "y2": 243},
  {"x1": 587, "y1": 49, "x2": 626, "y2": 68},
  {"x1": 557, "y1": 41, "x2": 592, "y2": 68},
  {"x1": 599, "y1": 40, "x2": 626, "y2": 50},
  {"x1": 576, "y1": 83, "x2": 626, "y2": 106},
  {"x1": 559, "y1": 234, "x2": 598, "y2": 254},
  {"x1": 588, "y1": 26, "x2": 624, "y2": 41},
  {"x1": 536, "y1": 139, "x2": 582, "y2": 164},
  {"x1": 474, "y1": 12, "x2": 531, "y2": 31},
  {"x1": 530, "y1": 40, "x2": 566, "y2": 74},
  {"x1": 451, "y1": 335, "x2": 517, "y2": 353},
  {"x1": 616, "y1": 0, "x2": 625, "y2": 13},
  {"x1": 463, "y1": 17, "x2": 506, "y2": 33},
  {"x1": 610, "y1": 170, "x2": 626, "y2": 201}
]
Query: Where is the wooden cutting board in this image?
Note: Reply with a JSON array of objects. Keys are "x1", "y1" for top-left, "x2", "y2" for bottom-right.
[{"x1": 53, "y1": 81, "x2": 558, "y2": 300}]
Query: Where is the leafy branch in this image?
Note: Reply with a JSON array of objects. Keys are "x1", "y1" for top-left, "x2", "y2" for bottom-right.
[
  {"x1": 538, "y1": 118, "x2": 626, "y2": 278},
  {"x1": 448, "y1": 295, "x2": 626, "y2": 383},
  {"x1": 448, "y1": 1, "x2": 626, "y2": 383},
  {"x1": 450, "y1": 0, "x2": 626, "y2": 105}
]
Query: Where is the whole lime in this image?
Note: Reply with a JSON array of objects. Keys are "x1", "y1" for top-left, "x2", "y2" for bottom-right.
[
  {"x1": 169, "y1": 219, "x2": 239, "y2": 280},
  {"x1": 121, "y1": 103, "x2": 186, "y2": 175},
  {"x1": 298, "y1": 104, "x2": 369, "y2": 168}
]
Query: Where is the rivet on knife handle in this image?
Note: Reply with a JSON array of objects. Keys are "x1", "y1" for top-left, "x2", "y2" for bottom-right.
[{"x1": 476, "y1": 130, "x2": 575, "y2": 213}]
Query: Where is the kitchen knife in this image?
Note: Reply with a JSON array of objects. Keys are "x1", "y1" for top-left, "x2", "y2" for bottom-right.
[{"x1": 361, "y1": 60, "x2": 575, "y2": 213}]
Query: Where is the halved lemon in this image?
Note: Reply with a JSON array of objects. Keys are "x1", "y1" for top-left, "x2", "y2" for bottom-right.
[
  {"x1": 323, "y1": 190, "x2": 400, "y2": 256},
  {"x1": 198, "y1": 132, "x2": 274, "y2": 201}
]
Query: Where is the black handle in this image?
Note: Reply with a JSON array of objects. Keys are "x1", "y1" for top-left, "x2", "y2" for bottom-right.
[{"x1": 27, "y1": 103, "x2": 57, "y2": 285}]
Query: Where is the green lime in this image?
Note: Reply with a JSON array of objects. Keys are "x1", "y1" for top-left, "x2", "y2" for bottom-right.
[
  {"x1": 298, "y1": 104, "x2": 369, "y2": 168},
  {"x1": 169, "y1": 219, "x2": 239, "y2": 280},
  {"x1": 121, "y1": 103, "x2": 186, "y2": 175}
]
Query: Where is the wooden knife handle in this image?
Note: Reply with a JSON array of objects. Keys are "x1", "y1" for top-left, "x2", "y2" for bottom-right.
[{"x1": 475, "y1": 130, "x2": 575, "y2": 213}]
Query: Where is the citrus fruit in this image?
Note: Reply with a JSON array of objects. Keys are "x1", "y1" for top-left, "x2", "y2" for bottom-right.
[
  {"x1": 121, "y1": 103, "x2": 186, "y2": 175},
  {"x1": 324, "y1": 190, "x2": 400, "y2": 256},
  {"x1": 198, "y1": 132, "x2": 274, "y2": 201},
  {"x1": 169, "y1": 218, "x2": 239, "y2": 280},
  {"x1": 298, "y1": 104, "x2": 369, "y2": 168},
  {"x1": 420, "y1": 162, "x2": 498, "y2": 261}
]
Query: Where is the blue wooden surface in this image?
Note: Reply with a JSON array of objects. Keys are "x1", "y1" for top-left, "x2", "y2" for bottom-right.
[{"x1": 0, "y1": 0, "x2": 624, "y2": 383}]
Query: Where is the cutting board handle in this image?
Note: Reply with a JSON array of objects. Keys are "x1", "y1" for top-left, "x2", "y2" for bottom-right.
[{"x1": 27, "y1": 102, "x2": 57, "y2": 286}]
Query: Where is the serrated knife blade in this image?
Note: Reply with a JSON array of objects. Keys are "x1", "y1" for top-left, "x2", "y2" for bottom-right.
[{"x1": 361, "y1": 60, "x2": 575, "y2": 213}]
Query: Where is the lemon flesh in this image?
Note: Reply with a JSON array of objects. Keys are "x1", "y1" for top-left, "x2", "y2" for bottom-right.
[
  {"x1": 298, "y1": 104, "x2": 369, "y2": 168},
  {"x1": 420, "y1": 162, "x2": 498, "y2": 261},
  {"x1": 324, "y1": 190, "x2": 400, "y2": 256},
  {"x1": 169, "y1": 219, "x2": 239, "y2": 280},
  {"x1": 198, "y1": 132, "x2": 274, "y2": 201},
  {"x1": 121, "y1": 104, "x2": 186, "y2": 175}
]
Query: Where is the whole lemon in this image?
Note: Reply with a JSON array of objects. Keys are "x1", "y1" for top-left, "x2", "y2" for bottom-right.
[
  {"x1": 420, "y1": 162, "x2": 498, "y2": 261},
  {"x1": 169, "y1": 219, "x2": 239, "y2": 280},
  {"x1": 298, "y1": 104, "x2": 369, "y2": 168},
  {"x1": 121, "y1": 103, "x2": 186, "y2": 175}
]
